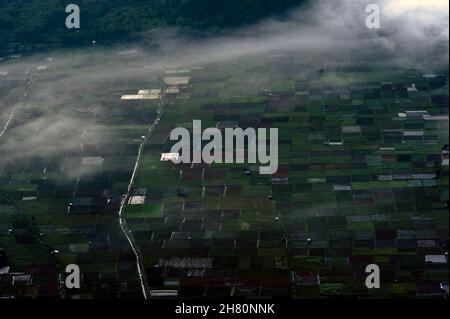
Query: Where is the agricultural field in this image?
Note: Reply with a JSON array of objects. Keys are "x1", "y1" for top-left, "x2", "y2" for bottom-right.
[
  {"x1": 0, "y1": 0, "x2": 449, "y2": 301},
  {"x1": 125, "y1": 54, "x2": 449, "y2": 298},
  {"x1": 0, "y1": 46, "x2": 447, "y2": 299}
]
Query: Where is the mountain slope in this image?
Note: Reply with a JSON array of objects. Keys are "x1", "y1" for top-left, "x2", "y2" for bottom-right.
[{"x1": 0, "y1": 0, "x2": 307, "y2": 55}]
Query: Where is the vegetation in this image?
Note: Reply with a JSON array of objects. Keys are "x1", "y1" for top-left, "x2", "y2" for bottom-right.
[{"x1": 0, "y1": 0, "x2": 306, "y2": 55}]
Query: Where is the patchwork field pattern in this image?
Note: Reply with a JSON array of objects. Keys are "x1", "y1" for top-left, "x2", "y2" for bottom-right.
[{"x1": 0, "y1": 52, "x2": 448, "y2": 298}]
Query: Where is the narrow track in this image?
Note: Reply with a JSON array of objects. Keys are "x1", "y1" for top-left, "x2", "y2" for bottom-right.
[
  {"x1": 117, "y1": 94, "x2": 164, "y2": 299},
  {"x1": 0, "y1": 78, "x2": 31, "y2": 138}
]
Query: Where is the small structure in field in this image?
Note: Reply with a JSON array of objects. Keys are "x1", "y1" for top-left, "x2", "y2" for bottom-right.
[
  {"x1": 161, "y1": 153, "x2": 179, "y2": 162},
  {"x1": 121, "y1": 89, "x2": 161, "y2": 100}
]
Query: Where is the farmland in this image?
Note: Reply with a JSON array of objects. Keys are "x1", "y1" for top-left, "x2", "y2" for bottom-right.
[{"x1": 0, "y1": 44, "x2": 448, "y2": 299}]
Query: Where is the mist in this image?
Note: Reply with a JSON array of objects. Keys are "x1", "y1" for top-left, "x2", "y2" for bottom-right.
[{"x1": 0, "y1": 0, "x2": 448, "y2": 177}]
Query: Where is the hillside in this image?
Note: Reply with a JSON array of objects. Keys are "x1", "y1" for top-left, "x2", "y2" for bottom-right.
[{"x1": 0, "y1": 0, "x2": 306, "y2": 55}]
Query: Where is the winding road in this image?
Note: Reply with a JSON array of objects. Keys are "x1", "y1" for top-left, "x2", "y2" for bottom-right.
[{"x1": 117, "y1": 93, "x2": 164, "y2": 299}]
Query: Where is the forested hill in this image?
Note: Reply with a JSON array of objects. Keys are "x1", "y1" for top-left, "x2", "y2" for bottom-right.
[{"x1": 0, "y1": 0, "x2": 307, "y2": 55}]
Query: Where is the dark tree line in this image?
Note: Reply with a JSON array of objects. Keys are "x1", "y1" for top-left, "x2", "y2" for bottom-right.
[{"x1": 0, "y1": 0, "x2": 306, "y2": 56}]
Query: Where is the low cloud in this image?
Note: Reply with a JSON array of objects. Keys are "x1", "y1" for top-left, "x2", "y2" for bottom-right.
[{"x1": 0, "y1": 0, "x2": 447, "y2": 175}]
